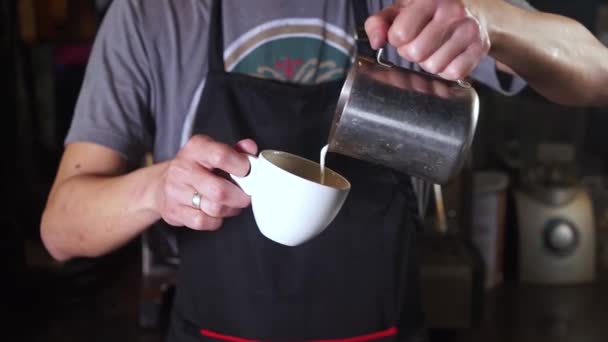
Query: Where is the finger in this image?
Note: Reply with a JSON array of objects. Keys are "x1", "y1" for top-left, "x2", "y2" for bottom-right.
[
  {"x1": 184, "y1": 135, "x2": 250, "y2": 176},
  {"x1": 439, "y1": 43, "x2": 484, "y2": 80},
  {"x1": 188, "y1": 166, "x2": 251, "y2": 208},
  {"x1": 166, "y1": 161, "x2": 251, "y2": 208},
  {"x1": 420, "y1": 19, "x2": 483, "y2": 75},
  {"x1": 234, "y1": 139, "x2": 258, "y2": 156},
  {"x1": 398, "y1": 17, "x2": 455, "y2": 64},
  {"x1": 419, "y1": 26, "x2": 469, "y2": 74},
  {"x1": 166, "y1": 205, "x2": 223, "y2": 231},
  {"x1": 387, "y1": 1, "x2": 434, "y2": 49},
  {"x1": 199, "y1": 196, "x2": 242, "y2": 218},
  {"x1": 364, "y1": 6, "x2": 399, "y2": 49}
]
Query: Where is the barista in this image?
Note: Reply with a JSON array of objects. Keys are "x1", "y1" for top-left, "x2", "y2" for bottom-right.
[{"x1": 41, "y1": 0, "x2": 608, "y2": 340}]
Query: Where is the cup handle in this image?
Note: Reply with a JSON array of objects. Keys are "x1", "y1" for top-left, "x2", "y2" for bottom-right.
[{"x1": 230, "y1": 154, "x2": 259, "y2": 196}]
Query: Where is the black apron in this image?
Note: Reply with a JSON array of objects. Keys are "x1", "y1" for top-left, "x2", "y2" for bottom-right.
[{"x1": 168, "y1": 1, "x2": 424, "y2": 341}]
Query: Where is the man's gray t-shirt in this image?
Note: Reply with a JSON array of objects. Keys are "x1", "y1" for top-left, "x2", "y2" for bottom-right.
[{"x1": 66, "y1": 0, "x2": 527, "y2": 163}]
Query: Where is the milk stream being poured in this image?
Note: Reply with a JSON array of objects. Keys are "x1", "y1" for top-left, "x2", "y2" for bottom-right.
[{"x1": 320, "y1": 144, "x2": 329, "y2": 185}]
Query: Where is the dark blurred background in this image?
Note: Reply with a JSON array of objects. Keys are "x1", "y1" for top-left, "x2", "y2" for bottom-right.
[{"x1": 2, "y1": 1, "x2": 608, "y2": 341}]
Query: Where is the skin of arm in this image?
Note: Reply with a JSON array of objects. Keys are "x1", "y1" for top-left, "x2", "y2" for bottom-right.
[
  {"x1": 41, "y1": 143, "x2": 165, "y2": 261},
  {"x1": 366, "y1": 0, "x2": 608, "y2": 107},
  {"x1": 41, "y1": 137, "x2": 255, "y2": 262},
  {"x1": 473, "y1": 0, "x2": 608, "y2": 106}
]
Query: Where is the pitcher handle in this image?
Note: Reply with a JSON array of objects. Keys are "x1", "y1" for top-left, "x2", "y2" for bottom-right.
[{"x1": 376, "y1": 48, "x2": 394, "y2": 68}]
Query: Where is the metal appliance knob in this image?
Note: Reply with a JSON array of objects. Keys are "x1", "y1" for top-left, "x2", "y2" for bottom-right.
[{"x1": 543, "y1": 219, "x2": 579, "y2": 257}]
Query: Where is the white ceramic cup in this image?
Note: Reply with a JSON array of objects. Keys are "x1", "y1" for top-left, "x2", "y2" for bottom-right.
[{"x1": 230, "y1": 150, "x2": 351, "y2": 246}]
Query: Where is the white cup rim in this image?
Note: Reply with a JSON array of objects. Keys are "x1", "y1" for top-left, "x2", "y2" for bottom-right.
[{"x1": 260, "y1": 150, "x2": 351, "y2": 190}]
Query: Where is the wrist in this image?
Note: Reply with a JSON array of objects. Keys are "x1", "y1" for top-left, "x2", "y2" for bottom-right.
[
  {"x1": 464, "y1": 0, "x2": 512, "y2": 55},
  {"x1": 134, "y1": 161, "x2": 168, "y2": 220},
  {"x1": 484, "y1": 1, "x2": 529, "y2": 60}
]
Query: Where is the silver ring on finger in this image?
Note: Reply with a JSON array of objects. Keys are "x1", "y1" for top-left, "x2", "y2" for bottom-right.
[{"x1": 191, "y1": 191, "x2": 202, "y2": 210}]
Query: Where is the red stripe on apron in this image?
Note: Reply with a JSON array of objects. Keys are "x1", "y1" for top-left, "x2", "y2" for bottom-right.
[
  {"x1": 311, "y1": 326, "x2": 398, "y2": 342},
  {"x1": 200, "y1": 326, "x2": 398, "y2": 342},
  {"x1": 200, "y1": 329, "x2": 257, "y2": 342}
]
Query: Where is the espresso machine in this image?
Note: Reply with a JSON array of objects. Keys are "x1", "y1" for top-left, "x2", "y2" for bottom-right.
[{"x1": 515, "y1": 143, "x2": 596, "y2": 284}]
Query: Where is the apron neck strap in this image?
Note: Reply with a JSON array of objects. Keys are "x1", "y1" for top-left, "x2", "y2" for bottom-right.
[
  {"x1": 352, "y1": 0, "x2": 375, "y2": 59},
  {"x1": 208, "y1": 0, "x2": 225, "y2": 73},
  {"x1": 353, "y1": 0, "x2": 369, "y2": 30}
]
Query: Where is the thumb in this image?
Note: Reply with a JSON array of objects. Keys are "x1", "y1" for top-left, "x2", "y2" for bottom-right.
[{"x1": 364, "y1": 5, "x2": 399, "y2": 49}]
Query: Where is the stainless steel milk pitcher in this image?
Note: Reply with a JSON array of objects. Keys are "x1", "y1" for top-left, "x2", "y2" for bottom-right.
[{"x1": 328, "y1": 48, "x2": 479, "y2": 184}]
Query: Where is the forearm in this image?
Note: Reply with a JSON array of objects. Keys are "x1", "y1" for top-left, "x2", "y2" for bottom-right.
[
  {"x1": 41, "y1": 162, "x2": 167, "y2": 261},
  {"x1": 473, "y1": 0, "x2": 608, "y2": 106}
]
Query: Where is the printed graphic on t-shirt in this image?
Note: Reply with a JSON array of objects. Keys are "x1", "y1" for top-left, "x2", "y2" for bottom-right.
[{"x1": 224, "y1": 18, "x2": 355, "y2": 84}]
